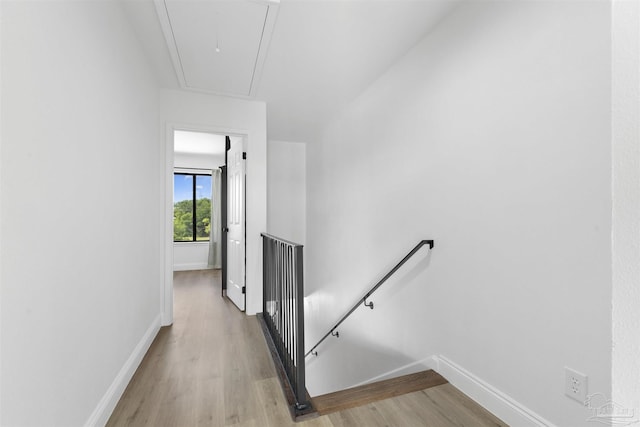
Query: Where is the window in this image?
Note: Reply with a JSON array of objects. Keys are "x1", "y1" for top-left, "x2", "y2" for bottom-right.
[{"x1": 173, "y1": 173, "x2": 212, "y2": 242}]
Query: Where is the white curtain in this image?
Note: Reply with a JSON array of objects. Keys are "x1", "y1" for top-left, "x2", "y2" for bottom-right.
[{"x1": 208, "y1": 169, "x2": 222, "y2": 269}]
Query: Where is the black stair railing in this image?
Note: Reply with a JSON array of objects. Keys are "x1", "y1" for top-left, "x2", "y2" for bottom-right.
[
  {"x1": 260, "y1": 233, "x2": 309, "y2": 411},
  {"x1": 305, "y1": 239, "x2": 434, "y2": 358}
]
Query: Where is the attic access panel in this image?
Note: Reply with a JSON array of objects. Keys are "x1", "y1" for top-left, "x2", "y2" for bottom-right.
[{"x1": 156, "y1": 0, "x2": 278, "y2": 98}]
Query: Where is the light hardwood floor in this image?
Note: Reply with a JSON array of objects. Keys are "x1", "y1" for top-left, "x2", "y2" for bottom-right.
[{"x1": 106, "y1": 270, "x2": 507, "y2": 427}]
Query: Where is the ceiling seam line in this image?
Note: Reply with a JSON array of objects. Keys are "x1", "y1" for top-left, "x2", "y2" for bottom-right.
[
  {"x1": 248, "y1": 6, "x2": 270, "y2": 97},
  {"x1": 163, "y1": 0, "x2": 189, "y2": 88}
]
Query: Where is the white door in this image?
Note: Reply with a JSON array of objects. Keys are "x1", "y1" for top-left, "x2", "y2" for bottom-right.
[{"x1": 226, "y1": 137, "x2": 245, "y2": 311}]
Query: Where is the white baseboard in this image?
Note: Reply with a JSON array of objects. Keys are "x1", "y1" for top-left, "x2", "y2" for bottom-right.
[
  {"x1": 173, "y1": 263, "x2": 212, "y2": 271},
  {"x1": 351, "y1": 354, "x2": 555, "y2": 426},
  {"x1": 352, "y1": 355, "x2": 440, "y2": 388},
  {"x1": 435, "y1": 355, "x2": 556, "y2": 427},
  {"x1": 84, "y1": 315, "x2": 161, "y2": 427}
]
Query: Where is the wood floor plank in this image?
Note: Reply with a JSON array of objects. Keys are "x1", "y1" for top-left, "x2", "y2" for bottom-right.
[
  {"x1": 254, "y1": 377, "x2": 297, "y2": 427},
  {"x1": 106, "y1": 270, "x2": 507, "y2": 427},
  {"x1": 373, "y1": 392, "x2": 453, "y2": 426},
  {"x1": 312, "y1": 369, "x2": 448, "y2": 415},
  {"x1": 300, "y1": 415, "x2": 336, "y2": 427},
  {"x1": 194, "y1": 377, "x2": 225, "y2": 427},
  {"x1": 422, "y1": 383, "x2": 507, "y2": 426},
  {"x1": 222, "y1": 340, "x2": 256, "y2": 425},
  {"x1": 243, "y1": 320, "x2": 277, "y2": 381},
  {"x1": 327, "y1": 404, "x2": 391, "y2": 427}
]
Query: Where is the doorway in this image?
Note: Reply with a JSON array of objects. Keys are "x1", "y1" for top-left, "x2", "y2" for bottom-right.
[
  {"x1": 164, "y1": 127, "x2": 247, "y2": 324},
  {"x1": 172, "y1": 130, "x2": 225, "y2": 273}
]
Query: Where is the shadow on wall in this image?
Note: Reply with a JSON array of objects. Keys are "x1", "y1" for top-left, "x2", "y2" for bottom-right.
[
  {"x1": 305, "y1": 249, "x2": 438, "y2": 396},
  {"x1": 306, "y1": 332, "x2": 423, "y2": 396}
]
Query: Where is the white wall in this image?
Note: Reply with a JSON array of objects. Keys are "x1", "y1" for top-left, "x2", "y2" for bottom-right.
[
  {"x1": 160, "y1": 90, "x2": 267, "y2": 317},
  {"x1": 173, "y1": 152, "x2": 224, "y2": 271},
  {"x1": 0, "y1": 2, "x2": 4, "y2": 423},
  {"x1": 305, "y1": 2, "x2": 611, "y2": 426},
  {"x1": 267, "y1": 140, "x2": 306, "y2": 244},
  {"x1": 1, "y1": 2, "x2": 161, "y2": 426},
  {"x1": 612, "y1": 0, "x2": 640, "y2": 417},
  {"x1": 173, "y1": 241, "x2": 210, "y2": 271}
]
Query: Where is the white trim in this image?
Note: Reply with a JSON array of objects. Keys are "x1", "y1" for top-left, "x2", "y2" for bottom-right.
[
  {"x1": 163, "y1": 122, "x2": 250, "y2": 326},
  {"x1": 435, "y1": 355, "x2": 557, "y2": 427},
  {"x1": 0, "y1": 2, "x2": 4, "y2": 422},
  {"x1": 153, "y1": 0, "x2": 187, "y2": 90},
  {"x1": 173, "y1": 263, "x2": 213, "y2": 272},
  {"x1": 247, "y1": 2, "x2": 279, "y2": 97},
  {"x1": 346, "y1": 354, "x2": 553, "y2": 426},
  {"x1": 352, "y1": 355, "x2": 439, "y2": 388},
  {"x1": 84, "y1": 315, "x2": 161, "y2": 427},
  {"x1": 173, "y1": 241, "x2": 209, "y2": 246},
  {"x1": 174, "y1": 167, "x2": 212, "y2": 174},
  {"x1": 162, "y1": 122, "x2": 174, "y2": 326}
]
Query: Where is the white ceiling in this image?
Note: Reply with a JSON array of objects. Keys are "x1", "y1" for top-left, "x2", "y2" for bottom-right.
[
  {"x1": 122, "y1": 0, "x2": 457, "y2": 142},
  {"x1": 155, "y1": 0, "x2": 278, "y2": 97}
]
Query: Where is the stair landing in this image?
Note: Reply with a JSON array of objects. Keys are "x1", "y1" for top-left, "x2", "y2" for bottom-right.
[{"x1": 311, "y1": 370, "x2": 448, "y2": 415}]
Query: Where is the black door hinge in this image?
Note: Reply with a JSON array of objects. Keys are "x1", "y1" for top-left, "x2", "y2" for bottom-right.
[
  {"x1": 242, "y1": 286, "x2": 246, "y2": 294},
  {"x1": 242, "y1": 152, "x2": 247, "y2": 160}
]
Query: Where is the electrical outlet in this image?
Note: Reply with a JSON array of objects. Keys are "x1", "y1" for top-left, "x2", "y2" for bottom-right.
[{"x1": 565, "y1": 367, "x2": 588, "y2": 404}]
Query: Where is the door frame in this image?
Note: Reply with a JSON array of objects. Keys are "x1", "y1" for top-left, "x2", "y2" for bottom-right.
[{"x1": 162, "y1": 122, "x2": 248, "y2": 326}]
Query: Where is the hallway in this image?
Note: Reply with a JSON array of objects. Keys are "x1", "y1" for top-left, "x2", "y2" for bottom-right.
[{"x1": 106, "y1": 270, "x2": 505, "y2": 426}]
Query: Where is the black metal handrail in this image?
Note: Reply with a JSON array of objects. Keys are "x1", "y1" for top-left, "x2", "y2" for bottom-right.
[
  {"x1": 260, "y1": 233, "x2": 309, "y2": 411},
  {"x1": 305, "y1": 239, "x2": 434, "y2": 358}
]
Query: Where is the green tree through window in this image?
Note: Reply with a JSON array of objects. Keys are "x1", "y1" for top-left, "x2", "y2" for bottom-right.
[{"x1": 174, "y1": 173, "x2": 212, "y2": 242}]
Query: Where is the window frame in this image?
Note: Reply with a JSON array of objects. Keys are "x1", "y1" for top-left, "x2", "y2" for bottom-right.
[{"x1": 173, "y1": 171, "x2": 212, "y2": 243}]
